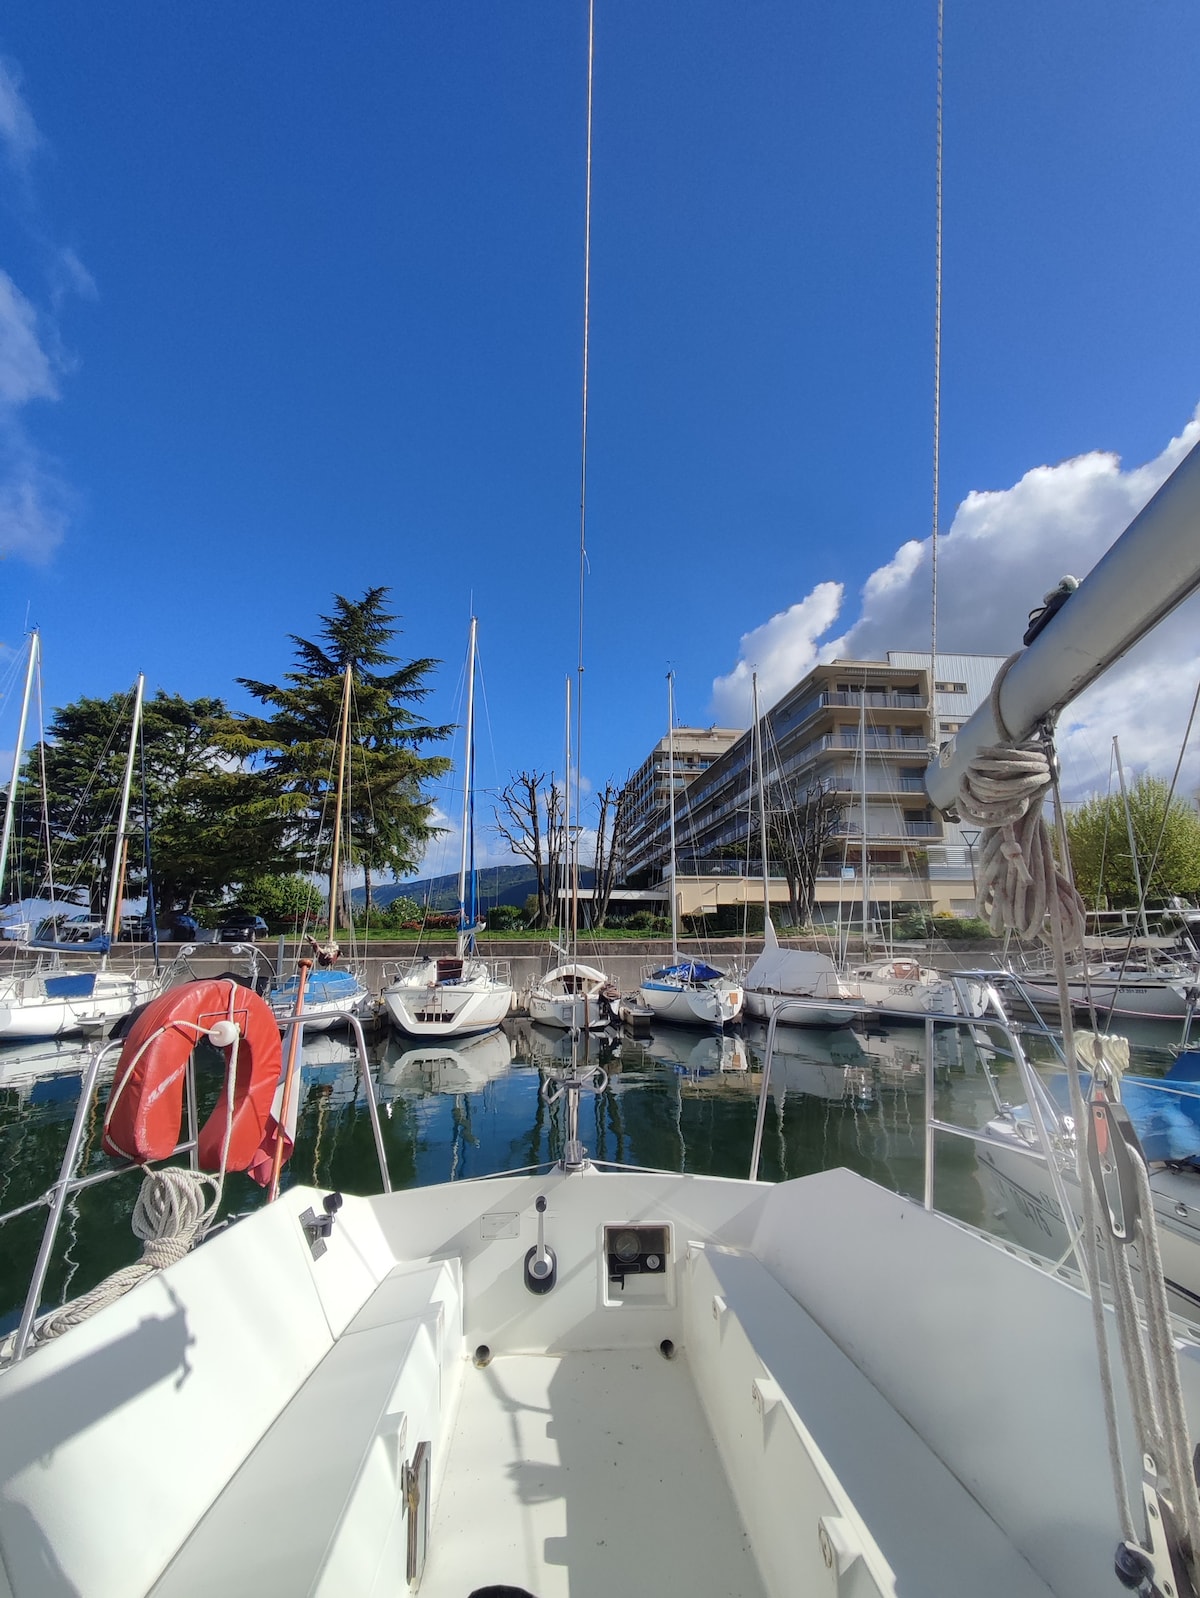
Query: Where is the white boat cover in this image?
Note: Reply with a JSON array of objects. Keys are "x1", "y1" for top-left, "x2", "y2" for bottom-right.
[{"x1": 744, "y1": 920, "x2": 842, "y2": 996}]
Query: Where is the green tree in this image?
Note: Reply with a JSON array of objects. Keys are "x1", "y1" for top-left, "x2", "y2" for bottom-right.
[
  {"x1": 9, "y1": 690, "x2": 292, "y2": 913},
  {"x1": 228, "y1": 589, "x2": 452, "y2": 923},
  {"x1": 1066, "y1": 775, "x2": 1200, "y2": 907},
  {"x1": 235, "y1": 874, "x2": 325, "y2": 933}
]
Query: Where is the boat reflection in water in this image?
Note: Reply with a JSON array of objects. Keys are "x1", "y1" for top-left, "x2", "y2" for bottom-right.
[
  {"x1": 0, "y1": 1014, "x2": 1006, "y2": 1329},
  {"x1": 378, "y1": 1026, "x2": 515, "y2": 1097},
  {"x1": 641, "y1": 1023, "x2": 752, "y2": 1082}
]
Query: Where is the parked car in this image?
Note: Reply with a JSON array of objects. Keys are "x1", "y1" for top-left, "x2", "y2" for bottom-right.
[
  {"x1": 165, "y1": 912, "x2": 200, "y2": 942},
  {"x1": 217, "y1": 909, "x2": 269, "y2": 942},
  {"x1": 118, "y1": 914, "x2": 151, "y2": 940}
]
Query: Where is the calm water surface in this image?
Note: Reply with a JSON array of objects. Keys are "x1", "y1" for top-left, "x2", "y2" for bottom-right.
[{"x1": 0, "y1": 1012, "x2": 1187, "y2": 1331}]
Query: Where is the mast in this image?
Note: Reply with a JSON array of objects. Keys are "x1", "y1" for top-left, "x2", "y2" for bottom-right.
[
  {"x1": 859, "y1": 677, "x2": 870, "y2": 953},
  {"x1": 0, "y1": 630, "x2": 38, "y2": 905},
  {"x1": 667, "y1": 671, "x2": 679, "y2": 961},
  {"x1": 457, "y1": 618, "x2": 478, "y2": 959},
  {"x1": 752, "y1": 673, "x2": 770, "y2": 924},
  {"x1": 1114, "y1": 735, "x2": 1151, "y2": 941},
  {"x1": 564, "y1": 675, "x2": 574, "y2": 956},
  {"x1": 104, "y1": 673, "x2": 145, "y2": 943},
  {"x1": 327, "y1": 663, "x2": 353, "y2": 944}
]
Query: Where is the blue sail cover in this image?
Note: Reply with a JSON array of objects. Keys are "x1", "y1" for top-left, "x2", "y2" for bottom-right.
[
  {"x1": 650, "y1": 961, "x2": 724, "y2": 985},
  {"x1": 273, "y1": 969, "x2": 364, "y2": 1004},
  {"x1": 1037, "y1": 1068, "x2": 1200, "y2": 1165},
  {"x1": 28, "y1": 935, "x2": 111, "y2": 955}
]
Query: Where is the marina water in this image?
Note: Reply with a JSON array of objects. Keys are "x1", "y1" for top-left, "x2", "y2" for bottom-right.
[{"x1": 0, "y1": 1014, "x2": 1185, "y2": 1332}]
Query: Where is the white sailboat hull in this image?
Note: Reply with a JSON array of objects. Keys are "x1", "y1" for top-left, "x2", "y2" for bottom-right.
[
  {"x1": 528, "y1": 991, "x2": 606, "y2": 1029},
  {"x1": 1014, "y1": 973, "x2": 1194, "y2": 1020},
  {"x1": 638, "y1": 977, "x2": 743, "y2": 1028},
  {"x1": 742, "y1": 988, "x2": 859, "y2": 1027},
  {"x1": 0, "y1": 971, "x2": 160, "y2": 1040},
  {"x1": 384, "y1": 958, "x2": 513, "y2": 1038},
  {"x1": 528, "y1": 961, "x2": 614, "y2": 1031},
  {"x1": 977, "y1": 1122, "x2": 1200, "y2": 1317}
]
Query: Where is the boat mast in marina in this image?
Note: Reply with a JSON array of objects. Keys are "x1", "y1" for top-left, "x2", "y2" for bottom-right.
[
  {"x1": 457, "y1": 616, "x2": 478, "y2": 958},
  {"x1": 324, "y1": 664, "x2": 351, "y2": 946},
  {"x1": 0, "y1": 630, "x2": 39, "y2": 908},
  {"x1": 102, "y1": 672, "x2": 145, "y2": 949}
]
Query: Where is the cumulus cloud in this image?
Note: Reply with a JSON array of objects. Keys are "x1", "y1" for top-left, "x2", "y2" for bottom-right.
[
  {"x1": 712, "y1": 411, "x2": 1200, "y2": 799},
  {"x1": 712, "y1": 581, "x2": 844, "y2": 724}
]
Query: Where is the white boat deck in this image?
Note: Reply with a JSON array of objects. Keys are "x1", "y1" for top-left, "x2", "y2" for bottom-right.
[{"x1": 422, "y1": 1350, "x2": 767, "y2": 1598}]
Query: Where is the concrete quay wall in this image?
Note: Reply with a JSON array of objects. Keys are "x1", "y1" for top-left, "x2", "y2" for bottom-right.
[{"x1": 97, "y1": 936, "x2": 1005, "y2": 1005}]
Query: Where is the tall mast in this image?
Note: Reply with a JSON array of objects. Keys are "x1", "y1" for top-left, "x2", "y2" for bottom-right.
[
  {"x1": 564, "y1": 675, "x2": 574, "y2": 955},
  {"x1": 327, "y1": 663, "x2": 353, "y2": 944},
  {"x1": 104, "y1": 673, "x2": 145, "y2": 942},
  {"x1": 859, "y1": 676, "x2": 870, "y2": 952},
  {"x1": 457, "y1": 618, "x2": 478, "y2": 958},
  {"x1": 667, "y1": 671, "x2": 679, "y2": 961},
  {"x1": 0, "y1": 630, "x2": 39, "y2": 905},
  {"x1": 1113, "y1": 735, "x2": 1151, "y2": 942},
  {"x1": 752, "y1": 673, "x2": 770, "y2": 925}
]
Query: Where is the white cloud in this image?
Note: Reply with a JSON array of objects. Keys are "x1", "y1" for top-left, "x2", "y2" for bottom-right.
[
  {"x1": 0, "y1": 428, "x2": 73, "y2": 562},
  {"x1": 52, "y1": 247, "x2": 97, "y2": 307},
  {"x1": 0, "y1": 59, "x2": 95, "y2": 565},
  {"x1": 711, "y1": 580, "x2": 844, "y2": 724},
  {"x1": 0, "y1": 59, "x2": 39, "y2": 173},
  {"x1": 711, "y1": 411, "x2": 1200, "y2": 800},
  {"x1": 0, "y1": 271, "x2": 58, "y2": 406}
]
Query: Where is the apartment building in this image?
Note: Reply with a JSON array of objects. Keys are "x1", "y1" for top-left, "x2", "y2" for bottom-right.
[
  {"x1": 623, "y1": 652, "x2": 1006, "y2": 923},
  {"x1": 622, "y1": 724, "x2": 742, "y2": 877}
]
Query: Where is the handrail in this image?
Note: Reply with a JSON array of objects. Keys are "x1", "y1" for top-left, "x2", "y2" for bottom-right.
[
  {"x1": 2, "y1": 999, "x2": 391, "y2": 1365},
  {"x1": 747, "y1": 980, "x2": 1087, "y2": 1285}
]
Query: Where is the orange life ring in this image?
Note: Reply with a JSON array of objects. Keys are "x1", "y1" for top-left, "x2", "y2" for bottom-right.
[{"x1": 102, "y1": 979, "x2": 282, "y2": 1172}]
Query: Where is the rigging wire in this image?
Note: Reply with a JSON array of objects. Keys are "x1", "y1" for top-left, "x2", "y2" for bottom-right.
[
  {"x1": 929, "y1": 0, "x2": 944, "y2": 676},
  {"x1": 575, "y1": 0, "x2": 596, "y2": 880}
]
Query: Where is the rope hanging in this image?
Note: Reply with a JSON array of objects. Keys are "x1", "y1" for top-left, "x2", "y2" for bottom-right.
[
  {"x1": 955, "y1": 653, "x2": 1086, "y2": 948},
  {"x1": 0, "y1": 1166, "x2": 221, "y2": 1361}
]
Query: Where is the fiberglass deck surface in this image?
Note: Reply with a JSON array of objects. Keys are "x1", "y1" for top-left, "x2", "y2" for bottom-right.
[{"x1": 420, "y1": 1350, "x2": 768, "y2": 1598}]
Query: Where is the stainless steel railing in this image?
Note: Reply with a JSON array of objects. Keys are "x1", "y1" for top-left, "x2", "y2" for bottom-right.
[
  {"x1": 0, "y1": 1002, "x2": 391, "y2": 1365},
  {"x1": 746, "y1": 978, "x2": 1087, "y2": 1287}
]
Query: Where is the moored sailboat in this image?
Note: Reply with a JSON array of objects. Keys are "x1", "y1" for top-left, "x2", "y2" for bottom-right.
[
  {"x1": 268, "y1": 663, "x2": 372, "y2": 1033},
  {"x1": 638, "y1": 673, "x2": 743, "y2": 1028},
  {"x1": 0, "y1": 667, "x2": 163, "y2": 1040},
  {"x1": 383, "y1": 618, "x2": 514, "y2": 1038}
]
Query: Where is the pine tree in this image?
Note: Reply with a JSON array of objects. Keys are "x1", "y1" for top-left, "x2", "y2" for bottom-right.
[{"x1": 228, "y1": 589, "x2": 452, "y2": 918}]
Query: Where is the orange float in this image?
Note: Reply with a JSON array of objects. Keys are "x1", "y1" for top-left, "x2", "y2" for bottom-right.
[{"x1": 102, "y1": 979, "x2": 282, "y2": 1172}]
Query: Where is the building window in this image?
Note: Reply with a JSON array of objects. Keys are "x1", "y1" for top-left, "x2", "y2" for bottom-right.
[{"x1": 935, "y1": 680, "x2": 968, "y2": 694}]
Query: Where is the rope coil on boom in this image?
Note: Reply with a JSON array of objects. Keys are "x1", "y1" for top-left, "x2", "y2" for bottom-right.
[
  {"x1": 955, "y1": 652, "x2": 1086, "y2": 948},
  {"x1": 963, "y1": 640, "x2": 1200, "y2": 1589}
]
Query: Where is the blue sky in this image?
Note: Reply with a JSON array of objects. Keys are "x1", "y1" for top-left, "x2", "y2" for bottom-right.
[{"x1": 2, "y1": 1, "x2": 1200, "y2": 870}]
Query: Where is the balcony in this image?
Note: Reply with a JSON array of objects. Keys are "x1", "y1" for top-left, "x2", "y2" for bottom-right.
[
  {"x1": 663, "y1": 857, "x2": 793, "y2": 880},
  {"x1": 904, "y1": 821, "x2": 939, "y2": 837},
  {"x1": 821, "y1": 691, "x2": 926, "y2": 711}
]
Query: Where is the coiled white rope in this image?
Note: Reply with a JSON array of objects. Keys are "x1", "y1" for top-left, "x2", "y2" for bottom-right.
[
  {"x1": 956, "y1": 653, "x2": 1086, "y2": 948},
  {"x1": 28, "y1": 1168, "x2": 220, "y2": 1345},
  {"x1": 2, "y1": 989, "x2": 242, "y2": 1361}
]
